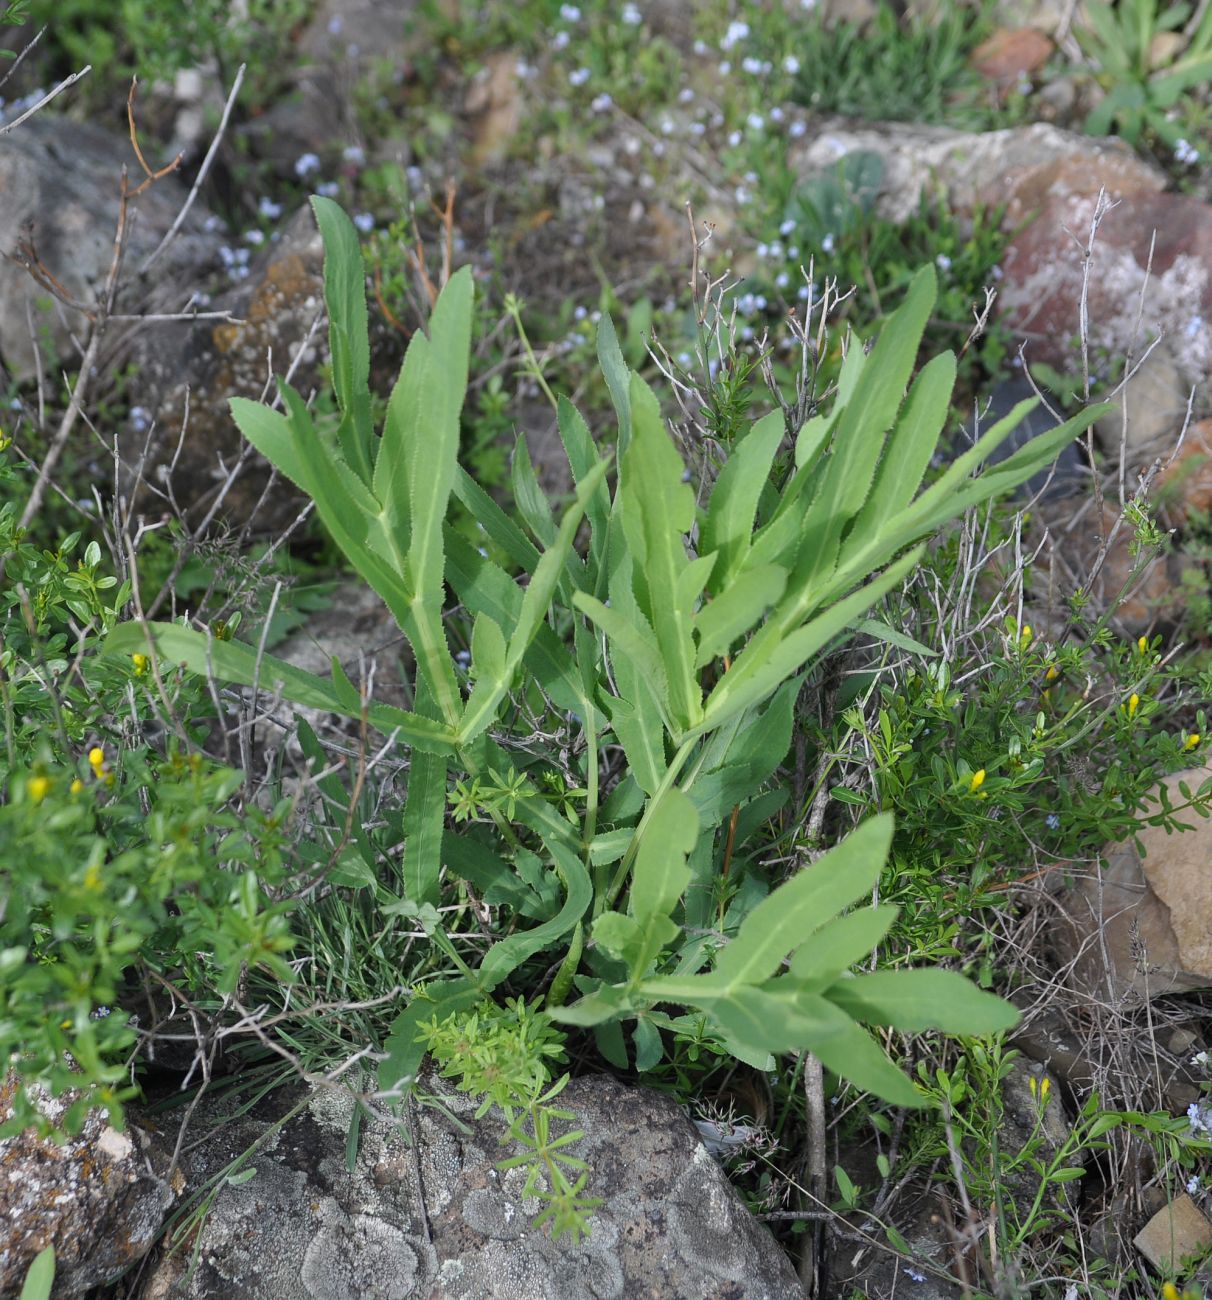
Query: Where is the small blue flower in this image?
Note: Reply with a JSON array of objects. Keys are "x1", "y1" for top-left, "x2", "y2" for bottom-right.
[
  {"x1": 569, "y1": 66, "x2": 591, "y2": 86},
  {"x1": 1046, "y1": 813, "x2": 1061, "y2": 830},
  {"x1": 353, "y1": 212, "x2": 375, "y2": 233},
  {"x1": 294, "y1": 152, "x2": 321, "y2": 178}
]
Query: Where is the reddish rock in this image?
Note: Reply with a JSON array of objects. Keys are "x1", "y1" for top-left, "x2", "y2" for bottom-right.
[
  {"x1": 971, "y1": 26, "x2": 1054, "y2": 81},
  {"x1": 1154, "y1": 418, "x2": 1212, "y2": 526},
  {"x1": 999, "y1": 188, "x2": 1212, "y2": 382},
  {"x1": 790, "y1": 120, "x2": 1165, "y2": 227}
]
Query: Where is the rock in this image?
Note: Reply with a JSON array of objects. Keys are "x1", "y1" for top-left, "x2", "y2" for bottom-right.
[
  {"x1": 788, "y1": 120, "x2": 1165, "y2": 228},
  {"x1": 1052, "y1": 762, "x2": 1212, "y2": 1000},
  {"x1": 140, "y1": 1071, "x2": 804, "y2": 1298},
  {"x1": 117, "y1": 203, "x2": 326, "y2": 534},
  {"x1": 0, "y1": 1075, "x2": 176, "y2": 1297},
  {"x1": 970, "y1": 27, "x2": 1054, "y2": 82},
  {"x1": 1093, "y1": 340, "x2": 1192, "y2": 466},
  {"x1": 994, "y1": 1058, "x2": 1076, "y2": 1213},
  {"x1": 1134, "y1": 1193, "x2": 1212, "y2": 1272},
  {"x1": 0, "y1": 113, "x2": 222, "y2": 383},
  {"x1": 999, "y1": 189, "x2": 1212, "y2": 386},
  {"x1": 1154, "y1": 418, "x2": 1212, "y2": 527}
]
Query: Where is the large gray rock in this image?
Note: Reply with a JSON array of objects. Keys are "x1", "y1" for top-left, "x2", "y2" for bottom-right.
[
  {"x1": 140, "y1": 1071, "x2": 804, "y2": 1299},
  {"x1": 0, "y1": 1075, "x2": 176, "y2": 1297},
  {"x1": 0, "y1": 113, "x2": 221, "y2": 383}
]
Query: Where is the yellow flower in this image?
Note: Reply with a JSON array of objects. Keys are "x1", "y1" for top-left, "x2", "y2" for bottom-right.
[
  {"x1": 1138, "y1": 636, "x2": 1149, "y2": 655},
  {"x1": 28, "y1": 775, "x2": 50, "y2": 803},
  {"x1": 1040, "y1": 1076, "x2": 1051, "y2": 1103},
  {"x1": 70, "y1": 778, "x2": 83, "y2": 794},
  {"x1": 131, "y1": 653, "x2": 149, "y2": 676},
  {"x1": 1185, "y1": 733, "x2": 1201, "y2": 751},
  {"x1": 1045, "y1": 664, "x2": 1059, "y2": 681},
  {"x1": 1020, "y1": 624, "x2": 1032, "y2": 647},
  {"x1": 88, "y1": 746, "x2": 105, "y2": 769},
  {"x1": 1127, "y1": 693, "x2": 1140, "y2": 719},
  {"x1": 1162, "y1": 1284, "x2": 1180, "y2": 1300},
  {"x1": 969, "y1": 769, "x2": 986, "y2": 793},
  {"x1": 1028, "y1": 1076, "x2": 1037, "y2": 1098}
]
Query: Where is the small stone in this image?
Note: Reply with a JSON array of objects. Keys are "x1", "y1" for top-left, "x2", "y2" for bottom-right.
[
  {"x1": 1133, "y1": 1193, "x2": 1212, "y2": 1271},
  {"x1": 970, "y1": 27, "x2": 1054, "y2": 81}
]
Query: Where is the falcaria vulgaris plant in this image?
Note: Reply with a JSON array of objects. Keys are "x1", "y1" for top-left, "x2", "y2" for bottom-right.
[{"x1": 107, "y1": 198, "x2": 1106, "y2": 1238}]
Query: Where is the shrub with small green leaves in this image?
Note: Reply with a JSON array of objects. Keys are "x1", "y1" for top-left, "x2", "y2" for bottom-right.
[{"x1": 0, "y1": 495, "x2": 298, "y2": 1137}]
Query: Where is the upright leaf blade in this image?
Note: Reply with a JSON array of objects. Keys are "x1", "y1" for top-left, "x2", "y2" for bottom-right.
[{"x1": 311, "y1": 195, "x2": 374, "y2": 484}]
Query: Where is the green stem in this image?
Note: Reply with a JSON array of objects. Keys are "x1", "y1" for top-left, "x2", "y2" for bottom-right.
[{"x1": 506, "y1": 297, "x2": 560, "y2": 415}]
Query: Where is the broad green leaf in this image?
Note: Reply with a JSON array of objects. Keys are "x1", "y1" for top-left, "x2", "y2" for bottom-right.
[
  {"x1": 19, "y1": 1245, "x2": 55, "y2": 1300},
  {"x1": 851, "y1": 349, "x2": 955, "y2": 535},
  {"x1": 632, "y1": 1017, "x2": 663, "y2": 1071},
  {"x1": 548, "y1": 982, "x2": 633, "y2": 1027},
  {"x1": 512, "y1": 434, "x2": 558, "y2": 548},
  {"x1": 824, "y1": 969, "x2": 1019, "y2": 1035},
  {"x1": 557, "y1": 395, "x2": 611, "y2": 575},
  {"x1": 701, "y1": 410, "x2": 785, "y2": 590},
  {"x1": 574, "y1": 593, "x2": 667, "y2": 698},
  {"x1": 808, "y1": 1005, "x2": 924, "y2": 1107},
  {"x1": 694, "y1": 564, "x2": 787, "y2": 667},
  {"x1": 621, "y1": 375, "x2": 701, "y2": 731},
  {"x1": 374, "y1": 327, "x2": 428, "y2": 552},
  {"x1": 788, "y1": 905, "x2": 899, "y2": 988},
  {"x1": 476, "y1": 839, "x2": 593, "y2": 990},
  {"x1": 443, "y1": 831, "x2": 553, "y2": 920},
  {"x1": 708, "y1": 985, "x2": 849, "y2": 1058},
  {"x1": 104, "y1": 621, "x2": 457, "y2": 754},
  {"x1": 311, "y1": 196, "x2": 374, "y2": 484},
  {"x1": 715, "y1": 814, "x2": 892, "y2": 987},
  {"x1": 453, "y1": 465, "x2": 541, "y2": 575},
  {"x1": 625, "y1": 788, "x2": 698, "y2": 978},
  {"x1": 471, "y1": 612, "x2": 507, "y2": 686},
  {"x1": 606, "y1": 694, "x2": 666, "y2": 796},
  {"x1": 701, "y1": 548, "x2": 922, "y2": 735},
  {"x1": 794, "y1": 267, "x2": 936, "y2": 594},
  {"x1": 458, "y1": 459, "x2": 609, "y2": 744},
  {"x1": 231, "y1": 389, "x2": 413, "y2": 628},
  {"x1": 597, "y1": 313, "x2": 632, "y2": 459},
  {"x1": 444, "y1": 529, "x2": 585, "y2": 715},
  {"x1": 852, "y1": 618, "x2": 937, "y2": 657}
]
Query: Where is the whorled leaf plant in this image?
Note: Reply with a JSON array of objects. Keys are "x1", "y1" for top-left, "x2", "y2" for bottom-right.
[{"x1": 105, "y1": 198, "x2": 1108, "y2": 1115}]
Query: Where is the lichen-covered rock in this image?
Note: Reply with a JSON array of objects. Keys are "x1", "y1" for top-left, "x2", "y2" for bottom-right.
[
  {"x1": 0, "y1": 1075, "x2": 176, "y2": 1297},
  {"x1": 117, "y1": 203, "x2": 325, "y2": 534},
  {"x1": 140, "y1": 1072, "x2": 804, "y2": 1299}
]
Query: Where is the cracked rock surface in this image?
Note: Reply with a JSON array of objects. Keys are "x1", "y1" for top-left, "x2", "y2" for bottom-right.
[{"x1": 139, "y1": 1071, "x2": 803, "y2": 1299}]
